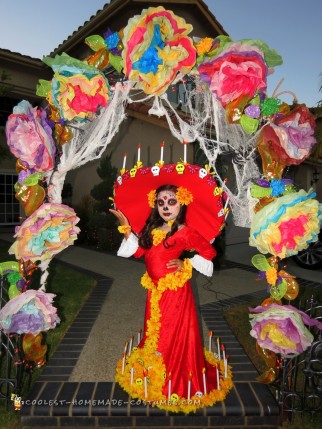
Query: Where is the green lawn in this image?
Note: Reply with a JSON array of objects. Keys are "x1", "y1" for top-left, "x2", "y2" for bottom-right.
[{"x1": 0, "y1": 240, "x2": 96, "y2": 428}]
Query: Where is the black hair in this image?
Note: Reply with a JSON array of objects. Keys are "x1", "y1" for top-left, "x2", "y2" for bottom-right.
[{"x1": 138, "y1": 184, "x2": 187, "y2": 249}]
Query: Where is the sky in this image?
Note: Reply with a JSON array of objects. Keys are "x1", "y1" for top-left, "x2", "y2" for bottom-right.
[{"x1": 0, "y1": 0, "x2": 321, "y2": 107}]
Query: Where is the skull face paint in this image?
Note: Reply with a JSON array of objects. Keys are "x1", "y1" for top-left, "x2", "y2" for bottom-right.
[{"x1": 157, "y1": 190, "x2": 180, "y2": 223}]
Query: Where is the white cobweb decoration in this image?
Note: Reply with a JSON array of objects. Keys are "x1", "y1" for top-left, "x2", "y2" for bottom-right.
[
  {"x1": 40, "y1": 81, "x2": 130, "y2": 288},
  {"x1": 123, "y1": 75, "x2": 262, "y2": 227},
  {"x1": 40, "y1": 74, "x2": 263, "y2": 287}
]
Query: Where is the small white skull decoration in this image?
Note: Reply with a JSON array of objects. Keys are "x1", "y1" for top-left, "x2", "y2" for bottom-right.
[
  {"x1": 117, "y1": 176, "x2": 122, "y2": 185},
  {"x1": 176, "y1": 163, "x2": 185, "y2": 175},
  {"x1": 199, "y1": 168, "x2": 208, "y2": 179},
  {"x1": 151, "y1": 165, "x2": 160, "y2": 176},
  {"x1": 195, "y1": 391, "x2": 203, "y2": 398}
]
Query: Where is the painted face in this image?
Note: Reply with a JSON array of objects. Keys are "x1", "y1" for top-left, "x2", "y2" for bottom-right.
[{"x1": 156, "y1": 190, "x2": 180, "y2": 222}]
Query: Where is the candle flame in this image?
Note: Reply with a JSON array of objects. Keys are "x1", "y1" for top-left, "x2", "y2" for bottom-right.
[
  {"x1": 202, "y1": 367, "x2": 206, "y2": 374},
  {"x1": 189, "y1": 371, "x2": 193, "y2": 380},
  {"x1": 160, "y1": 141, "x2": 165, "y2": 147},
  {"x1": 143, "y1": 369, "x2": 148, "y2": 376},
  {"x1": 221, "y1": 344, "x2": 225, "y2": 351},
  {"x1": 208, "y1": 330, "x2": 213, "y2": 337}
]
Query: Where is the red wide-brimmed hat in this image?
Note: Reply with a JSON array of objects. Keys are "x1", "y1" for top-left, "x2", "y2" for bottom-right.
[{"x1": 113, "y1": 163, "x2": 225, "y2": 242}]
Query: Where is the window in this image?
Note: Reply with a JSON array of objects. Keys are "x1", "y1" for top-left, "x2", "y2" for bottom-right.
[{"x1": 0, "y1": 173, "x2": 21, "y2": 225}]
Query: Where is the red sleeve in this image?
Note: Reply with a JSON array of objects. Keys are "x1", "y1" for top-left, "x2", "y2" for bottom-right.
[
  {"x1": 133, "y1": 247, "x2": 146, "y2": 258},
  {"x1": 185, "y1": 227, "x2": 217, "y2": 261}
]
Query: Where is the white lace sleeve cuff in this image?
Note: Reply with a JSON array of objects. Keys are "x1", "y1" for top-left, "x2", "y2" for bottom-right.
[
  {"x1": 117, "y1": 233, "x2": 139, "y2": 258},
  {"x1": 190, "y1": 254, "x2": 213, "y2": 277}
]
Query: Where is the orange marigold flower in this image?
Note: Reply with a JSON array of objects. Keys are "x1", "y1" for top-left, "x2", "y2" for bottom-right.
[
  {"x1": 176, "y1": 187, "x2": 193, "y2": 205},
  {"x1": 147, "y1": 189, "x2": 157, "y2": 208},
  {"x1": 195, "y1": 37, "x2": 213, "y2": 56}
]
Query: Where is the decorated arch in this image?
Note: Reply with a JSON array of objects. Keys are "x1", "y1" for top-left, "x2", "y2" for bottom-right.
[{"x1": 0, "y1": 5, "x2": 321, "y2": 387}]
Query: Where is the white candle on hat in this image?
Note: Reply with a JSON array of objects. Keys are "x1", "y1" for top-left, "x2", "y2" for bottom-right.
[
  {"x1": 122, "y1": 152, "x2": 127, "y2": 170},
  {"x1": 183, "y1": 140, "x2": 187, "y2": 163},
  {"x1": 160, "y1": 141, "x2": 164, "y2": 163},
  {"x1": 137, "y1": 144, "x2": 141, "y2": 162}
]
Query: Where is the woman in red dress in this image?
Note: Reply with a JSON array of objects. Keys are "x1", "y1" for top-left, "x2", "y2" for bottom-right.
[{"x1": 110, "y1": 183, "x2": 233, "y2": 413}]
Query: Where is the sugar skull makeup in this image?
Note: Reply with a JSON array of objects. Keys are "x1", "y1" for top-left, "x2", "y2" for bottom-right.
[{"x1": 157, "y1": 190, "x2": 181, "y2": 222}]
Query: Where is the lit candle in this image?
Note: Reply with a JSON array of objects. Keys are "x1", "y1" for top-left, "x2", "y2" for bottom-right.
[
  {"x1": 124, "y1": 341, "x2": 128, "y2": 355},
  {"x1": 208, "y1": 331, "x2": 213, "y2": 352},
  {"x1": 225, "y1": 355, "x2": 229, "y2": 379},
  {"x1": 217, "y1": 338, "x2": 221, "y2": 360},
  {"x1": 121, "y1": 352, "x2": 126, "y2": 374},
  {"x1": 183, "y1": 140, "x2": 187, "y2": 163},
  {"x1": 160, "y1": 141, "x2": 164, "y2": 164},
  {"x1": 188, "y1": 371, "x2": 193, "y2": 400},
  {"x1": 128, "y1": 336, "x2": 134, "y2": 356},
  {"x1": 122, "y1": 152, "x2": 127, "y2": 170},
  {"x1": 168, "y1": 372, "x2": 172, "y2": 400},
  {"x1": 143, "y1": 369, "x2": 148, "y2": 398},
  {"x1": 138, "y1": 329, "x2": 142, "y2": 345},
  {"x1": 221, "y1": 344, "x2": 226, "y2": 364},
  {"x1": 137, "y1": 144, "x2": 141, "y2": 162},
  {"x1": 130, "y1": 367, "x2": 134, "y2": 384},
  {"x1": 216, "y1": 365, "x2": 220, "y2": 390},
  {"x1": 202, "y1": 367, "x2": 207, "y2": 395}
]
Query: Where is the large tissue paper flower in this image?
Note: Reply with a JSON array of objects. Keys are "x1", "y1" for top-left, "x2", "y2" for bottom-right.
[
  {"x1": 266, "y1": 105, "x2": 317, "y2": 165},
  {"x1": 249, "y1": 303, "x2": 322, "y2": 356},
  {"x1": 198, "y1": 41, "x2": 268, "y2": 107},
  {"x1": 9, "y1": 203, "x2": 80, "y2": 262},
  {"x1": 122, "y1": 6, "x2": 196, "y2": 95},
  {"x1": 5, "y1": 100, "x2": 56, "y2": 171},
  {"x1": 0, "y1": 289, "x2": 60, "y2": 335},
  {"x1": 37, "y1": 53, "x2": 110, "y2": 122},
  {"x1": 249, "y1": 190, "x2": 322, "y2": 259}
]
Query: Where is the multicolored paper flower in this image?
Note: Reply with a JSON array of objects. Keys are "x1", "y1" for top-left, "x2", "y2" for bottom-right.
[
  {"x1": 268, "y1": 105, "x2": 317, "y2": 165},
  {"x1": 5, "y1": 100, "x2": 56, "y2": 171},
  {"x1": 249, "y1": 190, "x2": 322, "y2": 259},
  {"x1": 9, "y1": 203, "x2": 80, "y2": 262},
  {"x1": 0, "y1": 289, "x2": 60, "y2": 335},
  {"x1": 37, "y1": 53, "x2": 110, "y2": 122},
  {"x1": 198, "y1": 41, "x2": 268, "y2": 107},
  {"x1": 249, "y1": 303, "x2": 322, "y2": 356},
  {"x1": 122, "y1": 6, "x2": 196, "y2": 95}
]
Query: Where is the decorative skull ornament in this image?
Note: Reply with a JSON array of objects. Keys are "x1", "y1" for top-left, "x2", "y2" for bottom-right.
[
  {"x1": 176, "y1": 163, "x2": 185, "y2": 174},
  {"x1": 199, "y1": 168, "x2": 208, "y2": 179},
  {"x1": 151, "y1": 165, "x2": 160, "y2": 176}
]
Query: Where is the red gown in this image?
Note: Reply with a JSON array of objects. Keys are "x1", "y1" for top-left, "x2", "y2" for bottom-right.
[{"x1": 115, "y1": 226, "x2": 233, "y2": 413}]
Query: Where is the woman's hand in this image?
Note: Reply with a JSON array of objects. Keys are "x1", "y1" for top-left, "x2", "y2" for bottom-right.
[
  {"x1": 109, "y1": 209, "x2": 129, "y2": 227},
  {"x1": 167, "y1": 259, "x2": 184, "y2": 272},
  {"x1": 109, "y1": 209, "x2": 131, "y2": 239}
]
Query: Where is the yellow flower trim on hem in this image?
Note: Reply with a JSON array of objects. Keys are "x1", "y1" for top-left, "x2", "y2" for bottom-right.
[
  {"x1": 141, "y1": 259, "x2": 192, "y2": 292},
  {"x1": 115, "y1": 345, "x2": 233, "y2": 414}
]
